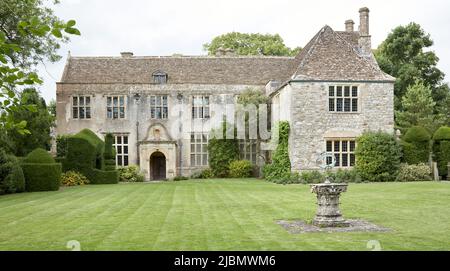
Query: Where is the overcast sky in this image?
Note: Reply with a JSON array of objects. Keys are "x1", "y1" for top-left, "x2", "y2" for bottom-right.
[{"x1": 37, "y1": 0, "x2": 450, "y2": 102}]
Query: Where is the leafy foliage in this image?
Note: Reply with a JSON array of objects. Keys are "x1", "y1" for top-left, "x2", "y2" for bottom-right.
[
  {"x1": 395, "y1": 81, "x2": 445, "y2": 132},
  {"x1": 355, "y1": 131, "x2": 402, "y2": 182},
  {"x1": 0, "y1": 149, "x2": 25, "y2": 194},
  {"x1": 0, "y1": 0, "x2": 80, "y2": 134},
  {"x1": 6, "y1": 88, "x2": 54, "y2": 156},
  {"x1": 56, "y1": 134, "x2": 69, "y2": 157},
  {"x1": 375, "y1": 23, "x2": 446, "y2": 109},
  {"x1": 60, "y1": 171, "x2": 89, "y2": 186},
  {"x1": 208, "y1": 122, "x2": 239, "y2": 177},
  {"x1": 401, "y1": 126, "x2": 431, "y2": 164},
  {"x1": 229, "y1": 160, "x2": 253, "y2": 178},
  {"x1": 118, "y1": 166, "x2": 145, "y2": 182},
  {"x1": 204, "y1": 32, "x2": 301, "y2": 56},
  {"x1": 263, "y1": 121, "x2": 291, "y2": 182},
  {"x1": 396, "y1": 163, "x2": 432, "y2": 182}
]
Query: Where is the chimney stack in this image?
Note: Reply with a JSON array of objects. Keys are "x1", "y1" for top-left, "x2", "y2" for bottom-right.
[
  {"x1": 345, "y1": 19, "x2": 354, "y2": 32},
  {"x1": 120, "y1": 52, "x2": 134, "y2": 58},
  {"x1": 358, "y1": 7, "x2": 372, "y2": 58},
  {"x1": 359, "y1": 7, "x2": 370, "y2": 36}
]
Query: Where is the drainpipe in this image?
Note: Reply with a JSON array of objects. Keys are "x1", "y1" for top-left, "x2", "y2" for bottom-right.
[
  {"x1": 134, "y1": 93, "x2": 141, "y2": 165},
  {"x1": 177, "y1": 93, "x2": 183, "y2": 176}
]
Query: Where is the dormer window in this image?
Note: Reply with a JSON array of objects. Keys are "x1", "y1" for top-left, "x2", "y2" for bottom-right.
[{"x1": 153, "y1": 71, "x2": 167, "y2": 84}]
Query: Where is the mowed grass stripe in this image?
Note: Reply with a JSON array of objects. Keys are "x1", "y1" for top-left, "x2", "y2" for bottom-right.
[{"x1": 0, "y1": 180, "x2": 449, "y2": 250}]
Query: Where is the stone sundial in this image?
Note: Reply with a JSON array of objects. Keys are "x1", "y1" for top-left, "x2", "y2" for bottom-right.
[{"x1": 310, "y1": 152, "x2": 349, "y2": 227}]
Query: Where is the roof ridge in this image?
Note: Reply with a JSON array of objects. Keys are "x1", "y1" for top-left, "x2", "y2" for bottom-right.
[{"x1": 69, "y1": 55, "x2": 295, "y2": 59}]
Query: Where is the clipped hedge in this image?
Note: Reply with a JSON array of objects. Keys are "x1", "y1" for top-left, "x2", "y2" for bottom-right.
[
  {"x1": 64, "y1": 129, "x2": 118, "y2": 184},
  {"x1": 401, "y1": 126, "x2": 431, "y2": 164},
  {"x1": 263, "y1": 121, "x2": 291, "y2": 182},
  {"x1": 21, "y1": 148, "x2": 61, "y2": 192},
  {"x1": 103, "y1": 133, "x2": 116, "y2": 171},
  {"x1": 229, "y1": 160, "x2": 253, "y2": 178},
  {"x1": 22, "y1": 163, "x2": 61, "y2": 191},
  {"x1": 90, "y1": 169, "x2": 119, "y2": 184},
  {"x1": 355, "y1": 131, "x2": 402, "y2": 182},
  {"x1": 432, "y1": 126, "x2": 450, "y2": 177}
]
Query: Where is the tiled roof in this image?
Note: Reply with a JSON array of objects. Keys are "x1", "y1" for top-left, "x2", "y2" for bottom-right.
[
  {"x1": 60, "y1": 55, "x2": 295, "y2": 85},
  {"x1": 60, "y1": 25, "x2": 394, "y2": 86},
  {"x1": 290, "y1": 26, "x2": 395, "y2": 81}
]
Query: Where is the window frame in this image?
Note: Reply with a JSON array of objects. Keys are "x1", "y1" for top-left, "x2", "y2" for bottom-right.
[
  {"x1": 150, "y1": 95, "x2": 169, "y2": 119},
  {"x1": 191, "y1": 95, "x2": 210, "y2": 119},
  {"x1": 328, "y1": 85, "x2": 359, "y2": 113},
  {"x1": 239, "y1": 139, "x2": 258, "y2": 164},
  {"x1": 106, "y1": 95, "x2": 126, "y2": 119},
  {"x1": 113, "y1": 134, "x2": 129, "y2": 166},
  {"x1": 72, "y1": 95, "x2": 91, "y2": 119},
  {"x1": 152, "y1": 71, "x2": 167, "y2": 84},
  {"x1": 325, "y1": 138, "x2": 356, "y2": 168},
  {"x1": 190, "y1": 133, "x2": 209, "y2": 167}
]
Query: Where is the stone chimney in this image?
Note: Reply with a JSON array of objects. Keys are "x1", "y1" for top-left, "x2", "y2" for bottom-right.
[
  {"x1": 359, "y1": 7, "x2": 370, "y2": 36},
  {"x1": 120, "y1": 52, "x2": 134, "y2": 58},
  {"x1": 345, "y1": 20, "x2": 354, "y2": 32},
  {"x1": 358, "y1": 7, "x2": 372, "y2": 58}
]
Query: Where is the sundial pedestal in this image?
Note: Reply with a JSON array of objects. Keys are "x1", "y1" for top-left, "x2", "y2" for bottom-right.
[{"x1": 310, "y1": 182, "x2": 349, "y2": 227}]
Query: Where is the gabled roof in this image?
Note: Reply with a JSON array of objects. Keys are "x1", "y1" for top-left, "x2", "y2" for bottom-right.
[
  {"x1": 60, "y1": 55, "x2": 295, "y2": 85},
  {"x1": 289, "y1": 25, "x2": 394, "y2": 81}
]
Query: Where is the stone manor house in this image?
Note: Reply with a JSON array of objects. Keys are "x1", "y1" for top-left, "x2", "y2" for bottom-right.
[{"x1": 56, "y1": 7, "x2": 395, "y2": 180}]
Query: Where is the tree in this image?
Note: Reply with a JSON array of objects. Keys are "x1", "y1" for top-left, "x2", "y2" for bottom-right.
[
  {"x1": 7, "y1": 88, "x2": 54, "y2": 156},
  {"x1": 375, "y1": 23, "x2": 448, "y2": 109},
  {"x1": 0, "y1": 0, "x2": 80, "y2": 135},
  {"x1": 395, "y1": 81, "x2": 445, "y2": 133},
  {"x1": 208, "y1": 122, "x2": 239, "y2": 177},
  {"x1": 203, "y1": 32, "x2": 301, "y2": 56}
]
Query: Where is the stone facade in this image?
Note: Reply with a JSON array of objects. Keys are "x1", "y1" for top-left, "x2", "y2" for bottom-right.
[
  {"x1": 276, "y1": 82, "x2": 394, "y2": 172},
  {"x1": 55, "y1": 7, "x2": 395, "y2": 180}
]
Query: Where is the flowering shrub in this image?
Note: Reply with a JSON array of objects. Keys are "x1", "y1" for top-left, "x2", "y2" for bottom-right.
[
  {"x1": 117, "y1": 166, "x2": 145, "y2": 182},
  {"x1": 229, "y1": 160, "x2": 253, "y2": 178},
  {"x1": 396, "y1": 163, "x2": 432, "y2": 182},
  {"x1": 60, "y1": 171, "x2": 89, "y2": 186}
]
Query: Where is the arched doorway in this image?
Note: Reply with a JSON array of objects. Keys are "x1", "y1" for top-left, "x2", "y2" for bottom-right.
[{"x1": 150, "y1": 151, "x2": 166, "y2": 180}]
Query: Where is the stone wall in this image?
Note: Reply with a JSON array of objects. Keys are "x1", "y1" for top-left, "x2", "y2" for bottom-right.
[
  {"x1": 56, "y1": 82, "x2": 263, "y2": 178},
  {"x1": 284, "y1": 81, "x2": 394, "y2": 171}
]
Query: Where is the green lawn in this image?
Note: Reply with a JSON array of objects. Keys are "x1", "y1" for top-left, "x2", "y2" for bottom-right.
[{"x1": 0, "y1": 179, "x2": 449, "y2": 251}]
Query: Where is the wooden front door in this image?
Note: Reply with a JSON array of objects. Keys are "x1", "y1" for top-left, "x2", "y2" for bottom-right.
[{"x1": 150, "y1": 152, "x2": 166, "y2": 180}]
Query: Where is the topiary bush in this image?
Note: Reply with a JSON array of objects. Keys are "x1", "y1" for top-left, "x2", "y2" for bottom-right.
[
  {"x1": 401, "y1": 126, "x2": 431, "y2": 164},
  {"x1": 118, "y1": 165, "x2": 145, "y2": 182},
  {"x1": 0, "y1": 150, "x2": 25, "y2": 195},
  {"x1": 61, "y1": 171, "x2": 89, "y2": 186},
  {"x1": 64, "y1": 129, "x2": 118, "y2": 184},
  {"x1": 229, "y1": 160, "x2": 253, "y2": 178},
  {"x1": 396, "y1": 163, "x2": 432, "y2": 182},
  {"x1": 21, "y1": 148, "x2": 61, "y2": 192},
  {"x1": 355, "y1": 131, "x2": 402, "y2": 182},
  {"x1": 103, "y1": 133, "x2": 116, "y2": 171},
  {"x1": 432, "y1": 126, "x2": 450, "y2": 178},
  {"x1": 263, "y1": 121, "x2": 291, "y2": 182},
  {"x1": 208, "y1": 122, "x2": 239, "y2": 177}
]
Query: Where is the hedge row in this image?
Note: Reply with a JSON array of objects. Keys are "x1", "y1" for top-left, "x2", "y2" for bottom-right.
[{"x1": 21, "y1": 148, "x2": 61, "y2": 192}]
